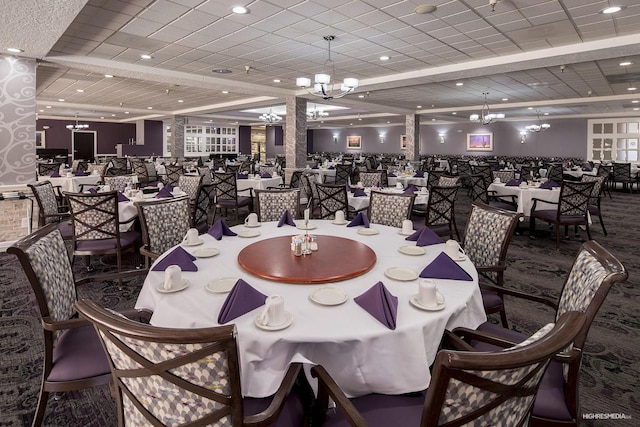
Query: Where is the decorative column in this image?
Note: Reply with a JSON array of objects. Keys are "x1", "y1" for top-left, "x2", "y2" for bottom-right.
[
  {"x1": 404, "y1": 114, "x2": 420, "y2": 161},
  {"x1": 285, "y1": 97, "x2": 307, "y2": 169},
  {"x1": 171, "y1": 116, "x2": 186, "y2": 157}
]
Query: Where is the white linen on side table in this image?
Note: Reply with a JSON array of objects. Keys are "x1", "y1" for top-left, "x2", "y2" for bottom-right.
[
  {"x1": 488, "y1": 182, "x2": 560, "y2": 216},
  {"x1": 45, "y1": 175, "x2": 101, "y2": 193},
  {"x1": 236, "y1": 176, "x2": 282, "y2": 192},
  {"x1": 135, "y1": 221, "x2": 485, "y2": 398}
]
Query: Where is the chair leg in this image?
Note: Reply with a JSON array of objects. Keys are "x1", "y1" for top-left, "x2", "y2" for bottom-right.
[
  {"x1": 555, "y1": 224, "x2": 560, "y2": 249},
  {"x1": 599, "y1": 215, "x2": 608, "y2": 236},
  {"x1": 499, "y1": 307, "x2": 509, "y2": 329},
  {"x1": 31, "y1": 388, "x2": 49, "y2": 427},
  {"x1": 585, "y1": 224, "x2": 592, "y2": 240}
]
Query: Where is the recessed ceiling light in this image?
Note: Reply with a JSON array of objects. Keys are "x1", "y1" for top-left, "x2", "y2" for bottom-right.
[
  {"x1": 620, "y1": 61, "x2": 633, "y2": 66},
  {"x1": 543, "y1": 112, "x2": 549, "y2": 115},
  {"x1": 358, "y1": 94, "x2": 365, "y2": 98},
  {"x1": 387, "y1": 121, "x2": 391, "y2": 124},
  {"x1": 601, "y1": 6, "x2": 622, "y2": 14},
  {"x1": 177, "y1": 99, "x2": 184, "y2": 103},
  {"x1": 212, "y1": 69, "x2": 232, "y2": 74},
  {"x1": 502, "y1": 98, "x2": 509, "y2": 101},
  {"x1": 140, "y1": 54, "x2": 153, "y2": 59},
  {"x1": 76, "y1": 89, "x2": 84, "y2": 92},
  {"x1": 58, "y1": 99, "x2": 65, "y2": 102},
  {"x1": 379, "y1": 55, "x2": 390, "y2": 61},
  {"x1": 628, "y1": 87, "x2": 637, "y2": 91},
  {"x1": 111, "y1": 114, "x2": 116, "y2": 117},
  {"x1": 634, "y1": 107, "x2": 640, "y2": 111},
  {"x1": 46, "y1": 106, "x2": 51, "y2": 109},
  {"x1": 39, "y1": 109, "x2": 44, "y2": 112},
  {"x1": 431, "y1": 118, "x2": 435, "y2": 121},
  {"x1": 415, "y1": 4, "x2": 437, "y2": 14},
  {"x1": 417, "y1": 105, "x2": 422, "y2": 108},
  {"x1": 452, "y1": 112, "x2": 457, "y2": 115},
  {"x1": 455, "y1": 82, "x2": 463, "y2": 86},
  {"x1": 125, "y1": 111, "x2": 130, "y2": 114},
  {"x1": 273, "y1": 79, "x2": 281, "y2": 83},
  {"x1": 632, "y1": 100, "x2": 639, "y2": 103},
  {"x1": 232, "y1": 6, "x2": 248, "y2": 14},
  {"x1": 350, "y1": 123, "x2": 353, "y2": 125},
  {"x1": 7, "y1": 47, "x2": 23, "y2": 53},
  {"x1": 147, "y1": 106, "x2": 153, "y2": 109},
  {"x1": 104, "y1": 74, "x2": 113, "y2": 78},
  {"x1": 222, "y1": 90, "x2": 229, "y2": 94},
  {"x1": 528, "y1": 107, "x2": 534, "y2": 110}
]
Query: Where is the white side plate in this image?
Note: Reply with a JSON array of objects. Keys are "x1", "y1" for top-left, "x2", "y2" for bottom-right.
[
  {"x1": 238, "y1": 229, "x2": 261, "y2": 238},
  {"x1": 357, "y1": 228, "x2": 379, "y2": 235},
  {"x1": 255, "y1": 311, "x2": 293, "y2": 331},
  {"x1": 296, "y1": 223, "x2": 317, "y2": 230},
  {"x1": 410, "y1": 293, "x2": 446, "y2": 311},
  {"x1": 193, "y1": 248, "x2": 220, "y2": 258},
  {"x1": 384, "y1": 267, "x2": 418, "y2": 281},
  {"x1": 310, "y1": 286, "x2": 349, "y2": 306},
  {"x1": 206, "y1": 277, "x2": 238, "y2": 293},
  {"x1": 398, "y1": 246, "x2": 426, "y2": 256},
  {"x1": 156, "y1": 280, "x2": 189, "y2": 293},
  {"x1": 181, "y1": 238, "x2": 204, "y2": 247}
]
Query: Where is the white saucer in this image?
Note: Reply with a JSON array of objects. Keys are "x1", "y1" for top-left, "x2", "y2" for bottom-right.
[
  {"x1": 447, "y1": 253, "x2": 467, "y2": 262},
  {"x1": 182, "y1": 238, "x2": 204, "y2": 247},
  {"x1": 398, "y1": 230, "x2": 413, "y2": 236},
  {"x1": 156, "y1": 280, "x2": 189, "y2": 293},
  {"x1": 193, "y1": 247, "x2": 220, "y2": 258},
  {"x1": 238, "y1": 229, "x2": 261, "y2": 238},
  {"x1": 296, "y1": 223, "x2": 317, "y2": 230},
  {"x1": 398, "y1": 246, "x2": 426, "y2": 256},
  {"x1": 2, "y1": 193, "x2": 19, "y2": 199},
  {"x1": 244, "y1": 223, "x2": 261, "y2": 228},
  {"x1": 357, "y1": 228, "x2": 379, "y2": 236},
  {"x1": 310, "y1": 286, "x2": 348, "y2": 306},
  {"x1": 255, "y1": 311, "x2": 293, "y2": 331},
  {"x1": 331, "y1": 219, "x2": 349, "y2": 225},
  {"x1": 410, "y1": 294, "x2": 446, "y2": 311},
  {"x1": 206, "y1": 277, "x2": 237, "y2": 293},
  {"x1": 384, "y1": 267, "x2": 419, "y2": 281}
]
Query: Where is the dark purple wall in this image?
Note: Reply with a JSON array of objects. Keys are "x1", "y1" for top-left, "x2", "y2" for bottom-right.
[
  {"x1": 265, "y1": 125, "x2": 284, "y2": 158},
  {"x1": 238, "y1": 126, "x2": 252, "y2": 155},
  {"x1": 37, "y1": 119, "x2": 136, "y2": 154}
]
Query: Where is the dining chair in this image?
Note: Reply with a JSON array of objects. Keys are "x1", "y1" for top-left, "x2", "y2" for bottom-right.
[
  {"x1": 314, "y1": 183, "x2": 350, "y2": 220},
  {"x1": 65, "y1": 191, "x2": 141, "y2": 280},
  {"x1": 611, "y1": 162, "x2": 636, "y2": 192},
  {"x1": 436, "y1": 174, "x2": 460, "y2": 187},
  {"x1": 108, "y1": 157, "x2": 129, "y2": 175},
  {"x1": 491, "y1": 169, "x2": 516, "y2": 183},
  {"x1": 520, "y1": 164, "x2": 539, "y2": 181},
  {"x1": 135, "y1": 196, "x2": 191, "y2": 268},
  {"x1": 595, "y1": 164, "x2": 613, "y2": 199},
  {"x1": 212, "y1": 172, "x2": 254, "y2": 224},
  {"x1": 469, "y1": 174, "x2": 518, "y2": 211},
  {"x1": 334, "y1": 163, "x2": 352, "y2": 185},
  {"x1": 71, "y1": 159, "x2": 88, "y2": 173},
  {"x1": 357, "y1": 171, "x2": 384, "y2": 188},
  {"x1": 472, "y1": 164, "x2": 492, "y2": 183},
  {"x1": 193, "y1": 184, "x2": 213, "y2": 233},
  {"x1": 301, "y1": 172, "x2": 321, "y2": 217},
  {"x1": 529, "y1": 180, "x2": 595, "y2": 249},
  {"x1": 86, "y1": 162, "x2": 108, "y2": 178},
  {"x1": 259, "y1": 165, "x2": 278, "y2": 176},
  {"x1": 463, "y1": 202, "x2": 523, "y2": 328},
  {"x1": 74, "y1": 299, "x2": 309, "y2": 427},
  {"x1": 367, "y1": 191, "x2": 415, "y2": 228},
  {"x1": 7, "y1": 224, "x2": 151, "y2": 427},
  {"x1": 449, "y1": 240, "x2": 628, "y2": 427},
  {"x1": 197, "y1": 166, "x2": 213, "y2": 185},
  {"x1": 423, "y1": 185, "x2": 460, "y2": 240},
  {"x1": 310, "y1": 311, "x2": 585, "y2": 427},
  {"x1": 103, "y1": 174, "x2": 138, "y2": 191},
  {"x1": 178, "y1": 173, "x2": 203, "y2": 203},
  {"x1": 130, "y1": 158, "x2": 155, "y2": 187},
  {"x1": 28, "y1": 181, "x2": 73, "y2": 239},
  {"x1": 225, "y1": 163, "x2": 241, "y2": 174},
  {"x1": 163, "y1": 164, "x2": 183, "y2": 187},
  {"x1": 426, "y1": 170, "x2": 445, "y2": 190},
  {"x1": 453, "y1": 159, "x2": 472, "y2": 188},
  {"x1": 241, "y1": 160, "x2": 254, "y2": 174},
  {"x1": 546, "y1": 164, "x2": 564, "y2": 183},
  {"x1": 580, "y1": 174, "x2": 608, "y2": 235},
  {"x1": 37, "y1": 162, "x2": 63, "y2": 177},
  {"x1": 255, "y1": 189, "x2": 300, "y2": 222}
]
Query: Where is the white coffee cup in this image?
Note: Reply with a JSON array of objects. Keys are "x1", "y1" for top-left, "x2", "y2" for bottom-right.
[
  {"x1": 357, "y1": 181, "x2": 363, "y2": 188},
  {"x1": 418, "y1": 279, "x2": 442, "y2": 308},
  {"x1": 401, "y1": 219, "x2": 413, "y2": 235},
  {"x1": 164, "y1": 265, "x2": 182, "y2": 291},
  {"x1": 173, "y1": 186, "x2": 181, "y2": 194},
  {"x1": 102, "y1": 185, "x2": 111, "y2": 192},
  {"x1": 396, "y1": 182, "x2": 403, "y2": 189},
  {"x1": 272, "y1": 171, "x2": 278, "y2": 177},
  {"x1": 245, "y1": 212, "x2": 258, "y2": 226},
  {"x1": 519, "y1": 181, "x2": 527, "y2": 188},
  {"x1": 157, "y1": 182, "x2": 164, "y2": 190},
  {"x1": 445, "y1": 239, "x2": 465, "y2": 260},
  {"x1": 494, "y1": 177, "x2": 501, "y2": 183},
  {"x1": 419, "y1": 187, "x2": 428, "y2": 194},
  {"x1": 335, "y1": 210, "x2": 345, "y2": 223},
  {"x1": 183, "y1": 228, "x2": 199, "y2": 245},
  {"x1": 66, "y1": 172, "x2": 73, "y2": 177},
  {"x1": 259, "y1": 295, "x2": 286, "y2": 326}
]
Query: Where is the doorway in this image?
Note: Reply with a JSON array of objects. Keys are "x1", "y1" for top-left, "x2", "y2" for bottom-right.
[{"x1": 72, "y1": 131, "x2": 96, "y2": 162}]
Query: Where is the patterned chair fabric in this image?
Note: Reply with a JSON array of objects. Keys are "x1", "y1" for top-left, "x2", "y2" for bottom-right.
[
  {"x1": 368, "y1": 191, "x2": 415, "y2": 228},
  {"x1": 301, "y1": 173, "x2": 320, "y2": 213},
  {"x1": 357, "y1": 171, "x2": 384, "y2": 188},
  {"x1": 109, "y1": 157, "x2": 129, "y2": 175},
  {"x1": 193, "y1": 184, "x2": 212, "y2": 232},
  {"x1": 453, "y1": 160, "x2": 472, "y2": 186},
  {"x1": 71, "y1": 159, "x2": 88, "y2": 172},
  {"x1": 472, "y1": 164, "x2": 492, "y2": 183},
  {"x1": 334, "y1": 164, "x2": 352, "y2": 185},
  {"x1": 427, "y1": 170, "x2": 445, "y2": 190},
  {"x1": 130, "y1": 159, "x2": 151, "y2": 186},
  {"x1": 255, "y1": 189, "x2": 300, "y2": 222},
  {"x1": 258, "y1": 165, "x2": 278, "y2": 176},
  {"x1": 164, "y1": 165, "x2": 183, "y2": 187},
  {"x1": 425, "y1": 185, "x2": 460, "y2": 240},
  {"x1": 491, "y1": 170, "x2": 516, "y2": 183},
  {"x1": 469, "y1": 174, "x2": 489, "y2": 204},
  {"x1": 580, "y1": 174, "x2": 607, "y2": 235},
  {"x1": 611, "y1": 162, "x2": 636, "y2": 192},
  {"x1": 212, "y1": 172, "x2": 253, "y2": 223},
  {"x1": 104, "y1": 174, "x2": 137, "y2": 191},
  {"x1": 197, "y1": 166, "x2": 213, "y2": 185},
  {"x1": 145, "y1": 163, "x2": 159, "y2": 184},
  {"x1": 29, "y1": 181, "x2": 67, "y2": 225},
  {"x1": 225, "y1": 164, "x2": 241, "y2": 174},
  {"x1": 37, "y1": 162, "x2": 63, "y2": 176},
  {"x1": 178, "y1": 174, "x2": 203, "y2": 202},
  {"x1": 315, "y1": 184, "x2": 348, "y2": 220},
  {"x1": 437, "y1": 175, "x2": 460, "y2": 187},
  {"x1": 546, "y1": 164, "x2": 564, "y2": 183},
  {"x1": 520, "y1": 164, "x2": 539, "y2": 180},
  {"x1": 136, "y1": 196, "x2": 191, "y2": 263},
  {"x1": 87, "y1": 163, "x2": 108, "y2": 177}
]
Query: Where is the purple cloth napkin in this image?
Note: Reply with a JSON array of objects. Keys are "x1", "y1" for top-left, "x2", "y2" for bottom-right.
[
  {"x1": 403, "y1": 184, "x2": 418, "y2": 194},
  {"x1": 387, "y1": 173, "x2": 396, "y2": 177},
  {"x1": 277, "y1": 210, "x2": 296, "y2": 227},
  {"x1": 328, "y1": 166, "x2": 335, "y2": 169},
  {"x1": 151, "y1": 246, "x2": 197, "y2": 272},
  {"x1": 347, "y1": 212, "x2": 370, "y2": 228},
  {"x1": 581, "y1": 163, "x2": 592, "y2": 172},
  {"x1": 406, "y1": 226, "x2": 443, "y2": 246},
  {"x1": 74, "y1": 171, "x2": 87, "y2": 176},
  {"x1": 413, "y1": 171, "x2": 424, "y2": 178},
  {"x1": 49, "y1": 171, "x2": 61, "y2": 177},
  {"x1": 117, "y1": 191, "x2": 130, "y2": 202},
  {"x1": 261, "y1": 173, "x2": 272, "y2": 178},
  {"x1": 163, "y1": 183, "x2": 174, "y2": 192},
  {"x1": 155, "y1": 187, "x2": 174, "y2": 198},
  {"x1": 505, "y1": 179, "x2": 523, "y2": 187},
  {"x1": 420, "y1": 252, "x2": 472, "y2": 281},
  {"x1": 539, "y1": 180, "x2": 560, "y2": 189},
  {"x1": 353, "y1": 188, "x2": 367, "y2": 197},
  {"x1": 236, "y1": 173, "x2": 248, "y2": 179},
  {"x1": 208, "y1": 219, "x2": 237, "y2": 240},
  {"x1": 354, "y1": 281, "x2": 398, "y2": 329},
  {"x1": 217, "y1": 279, "x2": 267, "y2": 324},
  {"x1": 87, "y1": 188, "x2": 98, "y2": 194}
]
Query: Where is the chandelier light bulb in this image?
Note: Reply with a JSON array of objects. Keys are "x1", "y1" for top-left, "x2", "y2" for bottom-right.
[{"x1": 469, "y1": 92, "x2": 505, "y2": 125}]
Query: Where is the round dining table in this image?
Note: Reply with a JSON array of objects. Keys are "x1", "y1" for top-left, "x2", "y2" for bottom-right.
[{"x1": 135, "y1": 220, "x2": 486, "y2": 398}]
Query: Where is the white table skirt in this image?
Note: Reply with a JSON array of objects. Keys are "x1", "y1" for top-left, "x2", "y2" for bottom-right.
[
  {"x1": 388, "y1": 175, "x2": 428, "y2": 187},
  {"x1": 236, "y1": 177, "x2": 282, "y2": 192},
  {"x1": 44, "y1": 175, "x2": 101, "y2": 193},
  {"x1": 488, "y1": 183, "x2": 560, "y2": 216},
  {"x1": 348, "y1": 188, "x2": 430, "y2": 212},
  {"x1": 135, "y1": 221, "x2": 485, "y2": 398}
]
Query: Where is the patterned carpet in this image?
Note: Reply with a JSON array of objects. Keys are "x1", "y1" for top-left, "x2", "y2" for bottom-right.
[{"x1": 0, "y1": 190, "x2": 637, "y2": 426}]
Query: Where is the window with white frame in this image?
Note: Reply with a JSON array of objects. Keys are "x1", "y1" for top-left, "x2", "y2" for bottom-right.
[
  {"x1": 588, "y1": 119, "x2": 639, "y2": 162},
  {"x1": 184, "y1": 125, "x2": 238, "y2": 155}
]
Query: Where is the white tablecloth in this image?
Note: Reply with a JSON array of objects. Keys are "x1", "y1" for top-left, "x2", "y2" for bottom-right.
[
  {"x1": 488, "y1": 183, "x2": 560, "y2": 216},
  {"x1": 236, "y1": 176, "x2": 282, "y2": 192},
  {"x1": 135, "y1": 221, "x2": 485, "y2": 398},
  {"x1": 44, "y1": 175, "x2": 101, "y2": 193},
  {"x1": 562, "y1": 169, "x2": 597, "y2": 179},
  {"x1": 388, "y1": 175, "x2": 428, "y2": 187},
  {"x1": 348, "y1": 188, "x2": 430, "y2": 212}
]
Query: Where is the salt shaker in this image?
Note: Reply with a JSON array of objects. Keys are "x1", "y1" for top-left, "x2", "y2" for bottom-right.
[
  {"x1": 310, "y1": 236, "x2": 318, "y2": 251},
  {"x1": 294, "y1": 238, "x2": 303, "y2": 256}
]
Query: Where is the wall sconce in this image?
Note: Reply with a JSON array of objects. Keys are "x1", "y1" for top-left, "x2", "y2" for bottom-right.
[
  {"x1": 439, "y1": 133, "x2": 445, "y2": 144},
  {"x1": 520, "y1": 131, "x2": 526, "y2": 144},
  {"x1": 333, "y1": 136, "x2": 338, "y2": 144},
  {"x1": 379, "y1": 135, "x2": 385, "y2": 144},
  {"x1": 42, "y1": 125, "x2": 50, "y2": 130}
]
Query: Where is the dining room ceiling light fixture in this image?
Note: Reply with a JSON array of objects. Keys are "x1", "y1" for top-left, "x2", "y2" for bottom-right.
[
  {"x1": 525, "y1": 111, "x2": 550, "y2": 132},
  {"x1": 296, "y1": 36, "x2": 358, "y2": 100},
  {"x1": 66, "y1": 114, "x2": 89, "y2": 130},
  {"x1": 307, "y1": 104, "x2": 328, "y2": 120},
  {"x1": 469, "y1": 92, "x2": 504, "y2": 125},
  {"x1": 259, "y1": 109, "x2": 282, "y2": 123}
]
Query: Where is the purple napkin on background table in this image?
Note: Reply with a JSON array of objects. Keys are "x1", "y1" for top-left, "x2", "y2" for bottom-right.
[
  {"x1": 420, "y1": 252, "x2": 472, "y2": 281},
  {"x1": 237, "y1": 173, "x2": 248, "y2": 179},
  {"x1": 151, "y1": 246, "x2": 197, "y2": 272},
  {"x1": 328, "y1": 166, "x2": 335, "y2": 169},
  {"x1": 347, "y1": 212, "x2": 370, "y2": 228},
  {"x1": 74, "y1": 171, "x2": 87, "y2": 176},
  {"x1": 354, "y1": 281, "x2": 398, "y2": 330},
  {"x1": 49, "y1": 171, "x2": 61, "y2": 177},
  {"x1": 539, "y1": 180, "x2": 560, "y2": 189},
  {"x1": 164, "y1": 183, "x2": 174, "y2": 192},
  {"x1": 353, "y1": 188, "x2": 367, "y2": 197},
  {"x1": 387, "y1": 173, "x2": 396, "y2": 177},
  {"x1": 312, "y1": 166, "x2": 319, "y2": 169},
  {"x1": 413, "y1": 171, "x2": 424, "y2": 178},
  {"x1": 117, "y1": 191, "x2": 130, "y2": 202},
  {"x1": 582, "y1": 163, "x2": 592, "y2": 172},
  {"x1": 406, "y1": 227, "x2": 443, "y2": 246},
  {"x1": 403, "y1": 184, "x2": 418, "y2": 194},
  {"x1": 87, "y1": 188, "x2": 98, "y2": 194},
  {"x1": 277, "y1": 210, "x2": 296, "y2": 227},
  {"x1": 155, "y1": 187, "x2": 173, "y2": 198},
  {"x1": 217, "y1": 279, "x2": 267, "y2": 324},
  {"x1": 505, "y1": 179, "x2": 523, "y2": 187},
  {"x1": 208, "y1": 219, "x2": 237, "y2": 240},
  {"x1": 261, "y1": 173, "x2": 272, "y2": 178}
]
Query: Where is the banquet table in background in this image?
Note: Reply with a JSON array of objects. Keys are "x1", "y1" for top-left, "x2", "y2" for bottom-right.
[
  {"x1": 135, "y1": 220, "x2": 485, "y2": 398},
  {"x1": 43, "y1": 174, "x2": 101, "y2": 193},
  {"x1": 347, "y1": 188, "x2": 430, "y2": 212},
  {"x1": 488, "y1": 182, "x2": 560, "y2": 216},
  {"x1": 388, "y1": 174, "x2": 428, "y2": 188},
  {"x1": 236, "y1": 176, "x2": 282, "y2": 192}
]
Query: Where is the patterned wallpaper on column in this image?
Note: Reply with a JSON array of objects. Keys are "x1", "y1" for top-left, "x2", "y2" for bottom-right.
[
  {"x1": 0, "y1": 56, "x2": 36, "y2": 185},
  {"x1": 285, "y1": 97, "x2": 307, "y2": 169},
  {"x1": 171, "y1": 116, "x2": 185, "y2": 157}
]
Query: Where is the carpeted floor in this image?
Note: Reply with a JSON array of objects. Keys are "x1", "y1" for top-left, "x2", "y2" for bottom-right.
[{"x1": 0, "y1": 190, "x2": 637, "y2": 426}]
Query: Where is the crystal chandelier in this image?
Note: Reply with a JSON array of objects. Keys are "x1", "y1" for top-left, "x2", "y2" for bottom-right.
[
  {"x1": 469, "y1": 92, "x2": 504, "y2": 125},
  {"x1": 66, "y1": 114, "x2": 89, "y2": 130},
  {"x1": 307, "y1": 104, "x2": 329, "y2": 120},
  {"x1": 259, "y1": 109, "x2": 282, "y2": 123},
  {"x1": 525, "y1": 111, "x2": 551, "y2": 132},
  {"x1": 296, "y1": 36, "x2": 359, "y2": 100}
]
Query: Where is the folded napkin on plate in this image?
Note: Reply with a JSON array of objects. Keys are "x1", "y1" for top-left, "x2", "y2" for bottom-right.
[
  {"x1": 505, "y1": 179, "x2": 524, "y2": 187},
  {"x1": 117, "y1": 191, "x2": 130, "y2": 202},
  {"x1": 406, "y1": 226, "x2": 443, "y2": 246},
  {"x1": 539, "y1": 180, "x2": 560, "y2": 189},
  {"x1": 155, "y1": 187, "x2": 174, "y2": 198},
  {"x1": 163, "y1": 183, "x2": 174, "y2": 192},
  {"x1": 413, "y1": 171, "x2": 424, "y2": 178},
  {"x1": 87, "y1": 188, "x2": 98, "y2": 194},
  {"x1": 353, "y1": 188, "x2": 367, "y2": 197},
  {"x1": 74, "y1": 171, "x2": 87, "y2": 176},
  {"x1": 49, "y1": 171, "x2": 61, "y2": 177},
  {"x1": 420, "y1": 252, "x2": 472, "y2": 281},
  {"x1": 217, "y1": 279, "x2": 267, "y2": 324},
  {"x1": 151, "y1": 246, "x2": 197, "y2": 272},
  {"x1": 328, "y1": 165, "x2": 335, "y2": 169},
  {"x1": 208, "y1": 219, "x2": 237, "y2": 240},
  {"x1": 261, "y1": 173, "x2": 272, "y2": 178},
  {"x1": 354, "y1": 281, "x2": 398, "y2": 330},
  {"x1": 403, "y1": 184, "x2": 418, "y2": 194},
  {"x1": 347, "y1": 212, "x2": 370, "y2": 228},
  {"x1": 277, "y1": 210, "x2": 296, "y2": 227},
  {"x1": 236, "y1": 173, "x2": 248, "y2": 179},
  {"x1": 387, "y1": 173, "x2": 396, "y2": 177}
]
